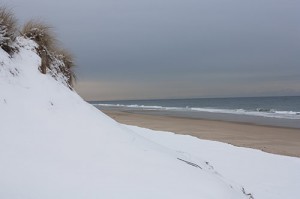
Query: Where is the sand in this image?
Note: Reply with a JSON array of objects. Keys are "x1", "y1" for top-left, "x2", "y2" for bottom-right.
[{"x1": 103, "y1": 110, "x2": 300, "y2": 158}]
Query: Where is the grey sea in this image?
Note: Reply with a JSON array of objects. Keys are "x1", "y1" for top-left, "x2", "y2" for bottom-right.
[{"x1": 90, "y1": 96, "x2": 300, "y2": 128}]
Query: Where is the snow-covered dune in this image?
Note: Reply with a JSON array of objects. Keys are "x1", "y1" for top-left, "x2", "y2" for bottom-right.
[{"x1": 1, "y1": 36, "x2": 299, "y2": 199}]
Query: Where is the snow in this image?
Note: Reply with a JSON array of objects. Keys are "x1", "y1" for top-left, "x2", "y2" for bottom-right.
[
  {"x1": 0, "y1": 36, "x2": 299, "y2": 199},
  {"x1": 128, "y1": 125, "x2": 300, "y2": 199}
]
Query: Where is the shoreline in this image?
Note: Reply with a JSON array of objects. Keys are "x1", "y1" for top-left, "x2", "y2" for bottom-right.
[
  {"x1": 103, "y1": 110, "x2": 300, "y2": 158},
  {"x1": 97, "y1": 106, "x2": 300, "y2": 129}
]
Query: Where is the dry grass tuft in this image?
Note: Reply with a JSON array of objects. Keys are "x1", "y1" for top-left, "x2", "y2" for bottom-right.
[
  {"x1": 55, "y1": 48, "x2": 76, "y2": 87},
  {"x1": 0, "y1": 6, "x2": 18, "y2": 54},
  {"x1": 0, "y1": 8, "x2": 77, "y2": 89},
  {"x1": 22, "y1": 20, "x2": 56, "y2": 49},
  {"x1": 22, "y1": 20, "x2": 57, "y2": 74},
  {"x1": 22, "y1": 20, "x2": 76, "y2": 88}
]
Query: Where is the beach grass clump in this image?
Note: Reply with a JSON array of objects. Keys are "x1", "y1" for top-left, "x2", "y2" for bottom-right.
[
  {"x1": 22, "y1": 20, "x2": 56, "y2": 50},
  {"x1": 22, "y1": 20, "x2": 56, "y2": 74},
  {"x1": 0, "y1": 6, "x2": 76, "y2": 88},
  {"x1": 0, "y1": 6, "x2": 18, "y2": 54},
  {"x1": 21, "y1": 20, "x2": 76, "y2": 88},
  {"x1": 51, "y1": 48, "x2": 76, "y2": 88},
  {"x1": 57, "y1": 49, "x2": 76, "y2": 87}
]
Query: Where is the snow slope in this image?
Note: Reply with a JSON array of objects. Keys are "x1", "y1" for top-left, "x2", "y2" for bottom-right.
[
  {"x1": 1, "y1": 36, "x2": 298, "y2": 199},
  {"x1": 129, "y1": 125, "x2": 300, "y2": 199},
  {"x1": 0, "y1": 37, "x2": 253, "y2": 198}
]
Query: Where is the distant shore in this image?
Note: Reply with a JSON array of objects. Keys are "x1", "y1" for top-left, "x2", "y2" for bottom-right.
[{"x1": 103, "y1": 110, "x2": 300, "y2": 158}]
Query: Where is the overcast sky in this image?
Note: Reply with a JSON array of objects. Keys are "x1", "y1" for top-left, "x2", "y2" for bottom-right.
[{"x1": 6, "y1": 0, "x2": 300, "y2": 100}]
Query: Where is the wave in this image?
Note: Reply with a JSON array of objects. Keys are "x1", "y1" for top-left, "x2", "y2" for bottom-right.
[
  {"x1": 94, "y1": 103, "x2": 300, "y2": 120},
  {"x1": 97, "y1": 104, "x2": 164, "y2": 109}
]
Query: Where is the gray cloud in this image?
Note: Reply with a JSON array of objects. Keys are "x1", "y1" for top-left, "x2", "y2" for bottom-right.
[{"x1": 6, "y1": 0, "x2": 300, "y2": 100}]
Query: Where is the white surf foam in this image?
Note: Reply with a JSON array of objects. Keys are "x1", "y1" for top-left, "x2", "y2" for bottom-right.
[{"x1": 95, "y1": 104, "x2": 300, "y2": 120}]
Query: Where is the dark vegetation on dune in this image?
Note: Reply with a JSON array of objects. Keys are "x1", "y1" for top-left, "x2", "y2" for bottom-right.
[
  {"x1": 0, "y1": 6, "x2": 75, "y2": 88},
  {"x1": 0, "y1": 7, "x2": 17, "y2": 55}
]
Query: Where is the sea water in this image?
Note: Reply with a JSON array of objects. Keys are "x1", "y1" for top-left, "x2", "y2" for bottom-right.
[{"x1": 91, "y1": 96, "x2": 300, "y2": 128}]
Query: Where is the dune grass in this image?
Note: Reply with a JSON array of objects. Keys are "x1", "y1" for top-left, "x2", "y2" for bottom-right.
[
  {"x1": 0, "y1": 7, "x2": 18, "y2": 54},
  {"x1": 0, "y1": 6, "x2": 76, "y2": 88}
]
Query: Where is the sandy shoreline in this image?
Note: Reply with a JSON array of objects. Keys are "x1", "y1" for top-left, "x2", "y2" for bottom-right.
[{"x1": 103, "y1": 110, "x2": 300, "y2": 157}]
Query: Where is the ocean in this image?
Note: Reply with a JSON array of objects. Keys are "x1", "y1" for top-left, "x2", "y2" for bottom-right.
[{"x1": 90, "y1": 96, "x2": 300, "y2": 128}]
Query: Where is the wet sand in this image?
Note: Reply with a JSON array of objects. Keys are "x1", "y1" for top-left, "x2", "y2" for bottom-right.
[{"x1": 103, "y1": 110, "x2": 300, "y2": 157}]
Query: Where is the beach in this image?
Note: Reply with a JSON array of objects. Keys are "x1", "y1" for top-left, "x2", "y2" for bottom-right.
[{"x1": 103, "y1": 110, "x2": 300, "y2": 157}]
